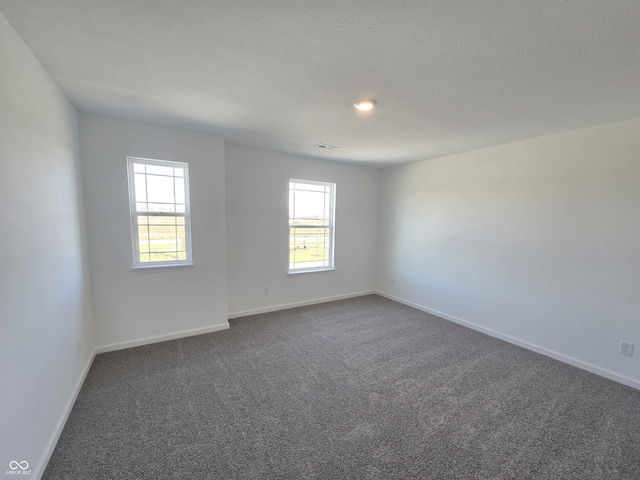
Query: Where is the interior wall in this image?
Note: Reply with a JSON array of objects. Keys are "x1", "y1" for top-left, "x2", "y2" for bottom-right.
[
  {"x1": 226, "y1": 144, "x2": 380, "y2": 315},
  {"x1": 377, "y1": 118, "x2": 640, "y2": 386},
  {"x1": 79, "y1": 112, "x2": 228, "y2": 348},
  {"x1": 0, "y1": 12, "x2": 94, "y2": 476}
]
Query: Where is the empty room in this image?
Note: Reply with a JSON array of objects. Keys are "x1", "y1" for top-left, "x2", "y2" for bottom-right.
[{"x1": 1, "y1": 1, "x2": 639, "y2": 479}]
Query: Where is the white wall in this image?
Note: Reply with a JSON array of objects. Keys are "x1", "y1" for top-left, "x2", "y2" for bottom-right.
[
  {"x1": 79, "y1": 113, "x2": 228, "y2": 348},
  {"x1": 0, "y1": 12, "x2": 94, "y2": 477},
  {"x1": 226, "y1": 145, "x2": 380, "y2": 315},
  {"x1": 377, "y1": 118, "x2": 640, "y2": 387}
]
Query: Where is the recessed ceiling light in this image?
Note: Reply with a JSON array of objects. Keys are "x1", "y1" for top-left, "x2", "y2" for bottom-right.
[{"x1": 354, "y1": 99, "x2": 377, "y2": 111}]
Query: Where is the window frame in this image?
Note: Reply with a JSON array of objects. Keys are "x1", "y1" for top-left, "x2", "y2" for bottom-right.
[
  {"x1": 126, "y1": 156, "x2": 193, "y2": 269},
  {"x1": 288, "y1": 178, "x2": 336, "y2": 274}
]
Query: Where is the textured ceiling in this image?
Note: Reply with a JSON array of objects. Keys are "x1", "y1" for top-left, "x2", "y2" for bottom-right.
[{"x1": 2, "y1": 1, "x2": 640, "y2": 167}]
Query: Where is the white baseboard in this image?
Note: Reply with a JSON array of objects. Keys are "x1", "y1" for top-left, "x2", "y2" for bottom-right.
[
  {"x1": 31, "y1": 290, "x2": 637, "y2": 479},
  {"x1": 228, "y1": 290, "x2": 376, "y2": 319},
  {"x1": 34, "y1": 322, "x2": 229, "y2": 477},
  {"x1": 375, "y1": 290, "x2": 640, "y2": 391},
  {"x1": 95, "y1": 322, "x2": 230, "y2": 354},
  {"x1": 32, "y1": 347, "x2": 97, "y2": 480}
]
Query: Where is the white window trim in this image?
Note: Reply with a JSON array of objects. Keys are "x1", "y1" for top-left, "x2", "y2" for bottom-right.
[
  {"x1": 127, "y1": 156, "x2": 193, "y2": 269},
  {"x1": 288, "y1": 178, "x2": 336, "y2": 274}
]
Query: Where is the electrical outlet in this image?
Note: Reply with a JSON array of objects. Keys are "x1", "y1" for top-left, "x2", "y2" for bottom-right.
[
  {"x1": 263, "y1": 287, "x2": 269, "y2": 296},
  {"x1": 620, "y1": 341, "x2": 634, "y2": 357},
  {"x1": 77, "y1": 338, "x2": 82, "y2": 354},
  {"x1": 391, "y1": 277, "x2": 395, "y2": 285}
]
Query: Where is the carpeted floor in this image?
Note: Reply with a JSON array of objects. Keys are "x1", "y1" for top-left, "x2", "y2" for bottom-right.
[{"x1": 44, "y1": 295, "x2": 640, "y2": 479}]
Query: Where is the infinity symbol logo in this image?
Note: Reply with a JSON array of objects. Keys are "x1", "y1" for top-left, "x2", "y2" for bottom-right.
[{"x1": 9, "y1": 460, "x2": 29, "y2": 470}]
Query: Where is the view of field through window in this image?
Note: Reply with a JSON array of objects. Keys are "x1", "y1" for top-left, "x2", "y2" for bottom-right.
[
  {"x1": 289, "y1": 180, "x2": 335, "y2": 271},
  {"x1": 130, "y1": 160, "x2": 190, "y2": 264}
]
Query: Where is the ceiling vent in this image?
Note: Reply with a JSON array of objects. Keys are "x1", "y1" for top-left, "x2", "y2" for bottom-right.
[{"x1": 316, "y1": 143, "x2": 339, "y2": 150}]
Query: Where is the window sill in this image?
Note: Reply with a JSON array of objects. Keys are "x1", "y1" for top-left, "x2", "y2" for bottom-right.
[
  {"x1": 131, "y1": 263, "x2": 194, "y2": 273},
  {"x1": 288, "y1": 267, "x2": 335, "y2": 275}
]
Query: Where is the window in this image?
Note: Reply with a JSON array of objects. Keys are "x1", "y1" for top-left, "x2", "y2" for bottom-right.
[
  {"x1": 127, "y1": 157, "x2": 192, "y2": 267},
  {"x1": 289, "y1": 179, "x2": 336, "y2": 273}
]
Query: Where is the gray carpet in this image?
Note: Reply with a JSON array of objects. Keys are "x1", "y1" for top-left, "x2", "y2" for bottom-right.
[{"x1": 44, "y1": 295, "x2": 640, "y2": 479}]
